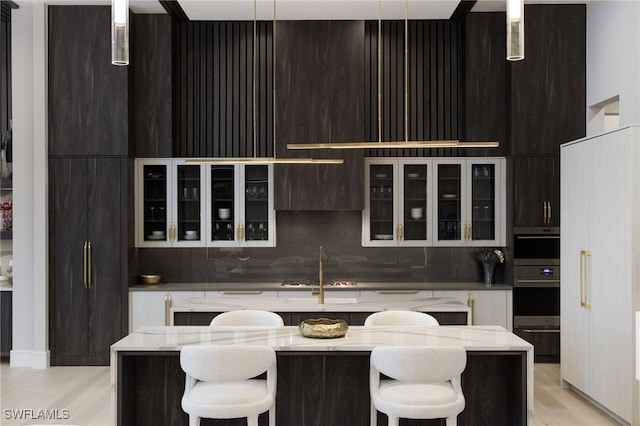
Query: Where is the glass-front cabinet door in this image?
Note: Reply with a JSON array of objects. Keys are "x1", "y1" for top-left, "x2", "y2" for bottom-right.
[
  {"x1": 432, "y1": 158, "x2": 505, "y2": 247},
  {"x1": 241, "y1": 165, "x2": 275, "y2": 246},
  {"x1": 173, "y1": 162, "x2": 206, "y2": 246},
  {"x1": 209, "y1": 165, "x2": 237, "y2": 244},
  {"x1": 135, "y1": 159, "x2": 205, "y2": 247},
  {"x1": 206, "y1": 163, "x2": 275, "y2": 247},
  {"x1": 362, "y1": 158, "x2": 431, "y2": 247},
  {"x1": 137, "y1": 160, "x2": 170, "y2": 246}
]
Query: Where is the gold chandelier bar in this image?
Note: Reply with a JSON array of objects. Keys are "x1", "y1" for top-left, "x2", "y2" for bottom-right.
[{"x1": 185, "y1": 157, "x2": 344, "y2": 164}]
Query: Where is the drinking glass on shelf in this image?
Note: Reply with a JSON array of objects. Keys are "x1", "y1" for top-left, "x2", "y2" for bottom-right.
[
  {"x1": 371, "y1": 187, "x2": 377, "y2": 200},
  {"x1": 258, "y1": 223, "x2": 265, "y2": 240},
  {"x1": 150, "y1": 206, "x2": 155, "y2": 221},
  {"x1": 159, "y1": 206, "x2": 165, "y2": 221},
  {"x1": 247, "y1": 223, "x2": 255, "y2": 240},
  {"x1": 226, "y1": 223, "x2": 233, "y2": 240}
]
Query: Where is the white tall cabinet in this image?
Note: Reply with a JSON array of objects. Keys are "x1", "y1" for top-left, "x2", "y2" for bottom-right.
[{"x1": 561, "y1": 125, "x2": 640, "y2": 425}]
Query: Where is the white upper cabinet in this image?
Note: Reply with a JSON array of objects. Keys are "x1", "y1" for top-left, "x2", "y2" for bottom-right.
[
  {"x1": 206, "y1": 163, "x2": 275, "y2": 247},
  {"x1": 362, "y1": 157, "x2": 505, "y2": 248},
  {"x1": 135, "y1": 159, "x2": 275, "y2": 248},
  {"x1": 432, "y1": 158, "x2": 506, "y2": 247},
  {"x1": 362, "y1": 158, "x2": 433, "y2": 247}
]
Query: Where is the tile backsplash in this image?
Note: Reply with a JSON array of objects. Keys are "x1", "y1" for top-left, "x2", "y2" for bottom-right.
[{"x1": 138, "y1": 211, "x2": 504, "y2": 284}]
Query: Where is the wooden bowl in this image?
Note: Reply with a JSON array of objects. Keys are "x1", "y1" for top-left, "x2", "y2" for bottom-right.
[
  {"x1": 299, "y1": 318, "x2": 348, "y2": 339},
  {"x1": 139, "y1": 274, "x2": 162, "y2": 285}
]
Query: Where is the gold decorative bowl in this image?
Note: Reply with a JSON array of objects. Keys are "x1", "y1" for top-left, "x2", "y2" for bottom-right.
[
  {"x1": 139, "y1": 274, "x2": 162, "y2": 285},
  {"x1": 299, "y1": 318, "x2": 348, "y2": 339}
]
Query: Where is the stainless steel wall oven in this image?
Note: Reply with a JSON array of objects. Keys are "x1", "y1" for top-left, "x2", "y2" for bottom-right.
[{"x1": 513, "y1": 227, "x2": 560, "y2": 362}]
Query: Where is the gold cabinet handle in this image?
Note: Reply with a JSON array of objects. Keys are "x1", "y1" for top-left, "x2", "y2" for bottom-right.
[
  {"x1": 168, "y1": 224, "x2": 176, "y2": 241},
  {"x1": 238, "y1": 223, "x2": 244, "y2": 241},
  {"x1": 466, "y1": 222, "x2": 471, "y2": 240},
  {"x1": 543, "y1": 201, "x2": 548, "y2": 224},
  {"x1": 87, "y1": 241, "x2": 93, "y2": 289},
  {"x1": 164, "y1": 293, "x2": 173, "y2": 326},
  {"x1": 580, "y1": 250, "x2": 592, "y2": 309},
  {"x1": 398, "y1": 224, "x2": 403, "y2": 240},
  {"x1": 83, "y1": 241, "x2": 88, "y2": 289},
  {"x1": 466, "y1": 292, "x2": 475, "y2": 325},
  {"x1": 547, "y1": 201, "x2": 552, "y2": 224}
]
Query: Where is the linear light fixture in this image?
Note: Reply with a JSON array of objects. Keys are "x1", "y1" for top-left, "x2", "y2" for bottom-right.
[
  {"x1": 287, "y1": 0, "x2": 499, "y2": 151},
  {"x1": 507, "y1": 0, "x2": 524, "y2": 61},
  {"x1": 111, "y1": 0, "x2": 129, "y2": 66},
  {"x1": 189, "y1": 0, "x2": 342, "y2": 165}
]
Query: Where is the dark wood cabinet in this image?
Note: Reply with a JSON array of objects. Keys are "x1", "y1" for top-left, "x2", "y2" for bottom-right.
[
  {"x1": 1, "y1": 291, "x2": 11, "y2": 356},
  {"x1": 274, "y1": 21, "x2": 364, "y2": 210},
  {"x1": 463, "y1": 12, "x2": 507, "y2": 157},
  {"x1": 513, "y1": 155, "x2": 559, "y2": 228},
  {"x1": 48, "y1": 6, "x2": 129, "y2": 157},
  {"x1": 49, "y1": 157, "x2": 127, "y2": 365},
  {"x1": 510, "y1": 5, "x2": 586, "y2": 155},
  {"x1": 131, "y1": 14, "x2": 173, "y2": 158}
]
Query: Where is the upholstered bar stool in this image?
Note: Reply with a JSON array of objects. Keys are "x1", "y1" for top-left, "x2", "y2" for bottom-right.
[
  {"x1": 364, "y1": 310, "x2": 440, "y2": 326},
  {"x1": 209, "y1": 309, "x2": 285, "y2": 326},
  {"x1": 369, "y1": 346, "x2": 466, "y2": 426},
  {"x1": 180, "y1": 344, "x2": 277, "y2": 426}
]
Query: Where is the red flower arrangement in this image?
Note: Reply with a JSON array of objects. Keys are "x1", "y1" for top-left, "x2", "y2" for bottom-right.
[{"x1": 0, "y1": 200, "x2": 12, "y2": 231}]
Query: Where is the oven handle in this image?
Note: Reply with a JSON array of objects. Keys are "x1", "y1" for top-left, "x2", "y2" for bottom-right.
[
  {"x1": 521, "y1": 329, "x2": 560, "y2": 333},
  {"x1": 514, "y1": 279, "x2": 560, "y2": 288}
]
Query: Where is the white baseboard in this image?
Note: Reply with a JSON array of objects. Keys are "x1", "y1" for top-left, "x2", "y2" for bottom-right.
[{"x1": 9, "y1": 350, "x2": 50, "y2": 369}]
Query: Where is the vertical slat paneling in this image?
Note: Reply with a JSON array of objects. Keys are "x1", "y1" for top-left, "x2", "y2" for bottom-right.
[
  {"x1": 173, "y1": 21, "x2": 272, "y2": 158},
  {"x1": 364, "y1": 20, "x2": 462, "y2": 158}
]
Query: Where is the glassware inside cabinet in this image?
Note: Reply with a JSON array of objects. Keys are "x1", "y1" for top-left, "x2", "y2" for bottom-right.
[
  {"x1": 369, "y1": 164, "x2": 394, "y2": 241},
  {"x1": 244, "y1": 165, "x2": 269, "y2": 241},
  {"x1": 403, "y1": 164, "x2": 428, "y2": 241},
  {"x1": 210, "y1": 165, "x2": 235, "y2": 241},
  {"x1": 437, "y1": 163, "x2": 461, "y2": 241},
  {"x1": 143, "y1": 164, "x2": 167, "y2": 242},
  {"x1": 177, "y1": 165, "x2": 201, "y2": 242},
  {"x1": 471, "y1": 163, "x2": 496, "y2": 240}
]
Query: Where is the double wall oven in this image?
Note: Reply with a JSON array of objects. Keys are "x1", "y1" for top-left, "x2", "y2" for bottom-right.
[{"x1": 513, "y1": 227, "x2": 560, "y2": 362}]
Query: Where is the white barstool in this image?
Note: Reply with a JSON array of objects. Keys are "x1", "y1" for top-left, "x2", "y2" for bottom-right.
[
  {"x1": 180, "y1": 344, "x2": 277, "y2": 426},
  {"x1": 209, "y1": 310, "x2": 285, "y2": 326},
  {"x1": 364, "y1": 310, "x2": 440, "y2": 326},
  {"x1": 369, "y1": 346, "x2": 466, "y2": 426}
]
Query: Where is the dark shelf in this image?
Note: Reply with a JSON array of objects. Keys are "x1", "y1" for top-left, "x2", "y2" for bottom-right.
[
  {"x1": 0, "y1": 179, "x2": 12, "y2": 190},
  {"x1": 0, "y1": 230, "x2": 11, "y2": 240}
]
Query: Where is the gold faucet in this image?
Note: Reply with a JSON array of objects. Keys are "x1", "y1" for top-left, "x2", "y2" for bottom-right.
[{"x1": 312, "y1": 245, "x2": 325, "y2": 304}]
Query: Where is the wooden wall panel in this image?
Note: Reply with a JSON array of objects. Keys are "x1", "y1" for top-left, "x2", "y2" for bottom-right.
[
  {"x1": 172, "y1": 21, "x2": 273, "y2": 158},
  {"x1": 510, "y1": 5, "x2": 586, "y2": 155},
  {"x1": 463, "y1": 12, "x2": 508, "y2": 157},
  {"x1": 132, "y1": 14, "x2": 173, "y2": 158},
  {"x1": 364, "y1": 20, "x2": 463, "y2": 158},
  {"x1": 273, "y1": 21, "x2": 364, "y2": 210},
  {"x1": 48, "y1": 6, "x2": 128, "y2": 157}
]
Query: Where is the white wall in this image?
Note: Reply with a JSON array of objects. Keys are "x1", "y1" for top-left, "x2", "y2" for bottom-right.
[
  {"x1": 587, "y1": 0, "x2": 640, "y2": 134},
  {"x1": 11, "y1": 1, "x2": 49, "y2": 369}
]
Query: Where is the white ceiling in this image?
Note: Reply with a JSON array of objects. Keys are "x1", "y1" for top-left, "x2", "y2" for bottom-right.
[{"x1": 40, "y1": 0, "x2": 588, "y2": 19}]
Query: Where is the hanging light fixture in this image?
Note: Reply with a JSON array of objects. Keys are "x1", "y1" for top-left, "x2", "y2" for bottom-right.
[
  {"x1": 506, "y1": 0, "x2": 524, "y2": 61},
  {"x1": 111, "y1": 0, "x2": 129, "y2": 66},
  {"x1": 187, "y1": 0, "x2": 342, "y2": 165},
  {"x1": 287, "y1": 0, "x2": 498, "y2": 151}
]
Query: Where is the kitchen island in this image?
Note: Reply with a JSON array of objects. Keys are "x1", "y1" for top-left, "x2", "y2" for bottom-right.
[{"x1": 111, "y1": 325, "x2": 533, "y2": 426}]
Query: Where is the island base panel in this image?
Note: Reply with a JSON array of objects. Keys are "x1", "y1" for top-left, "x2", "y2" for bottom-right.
[{"x1": 117, "y1": 351, "x2": 525, "y2": 426}]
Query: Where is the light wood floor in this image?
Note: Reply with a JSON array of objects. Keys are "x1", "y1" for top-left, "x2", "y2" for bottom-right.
[{"x1": 0, "y1": 361, "x2": 623, "y2": 425}]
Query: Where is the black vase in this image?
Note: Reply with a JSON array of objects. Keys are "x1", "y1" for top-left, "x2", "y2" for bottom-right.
[{"x1": 482, "y1": 262, "x2": 496, "y2": 286}]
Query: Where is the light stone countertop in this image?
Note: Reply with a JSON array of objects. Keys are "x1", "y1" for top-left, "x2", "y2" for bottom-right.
[
  {"x1": 171, "y1": 295, "x2": 472, "y2": 313},
  {"x1": 129, "y1": 281, "x2": 512, "y2": 292}
]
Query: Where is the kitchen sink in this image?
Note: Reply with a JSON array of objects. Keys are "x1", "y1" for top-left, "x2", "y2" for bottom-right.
[{"x1": 285, "y1": 297, "x2": 358, "y2": 304}]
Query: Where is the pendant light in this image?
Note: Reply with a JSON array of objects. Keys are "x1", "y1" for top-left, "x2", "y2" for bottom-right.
[
  {"x1": 506, "y1": 0, "x2": 524, "y2": 61},
  {"x1": 111, "y1": 0, "x2": 129, "y2": 66},
  {"x1": 287, "y1": 0, "x2": 498, "y2": 150},
  {"x1": 188, "y1": 0, "x2": 343, "y2": 165}
]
